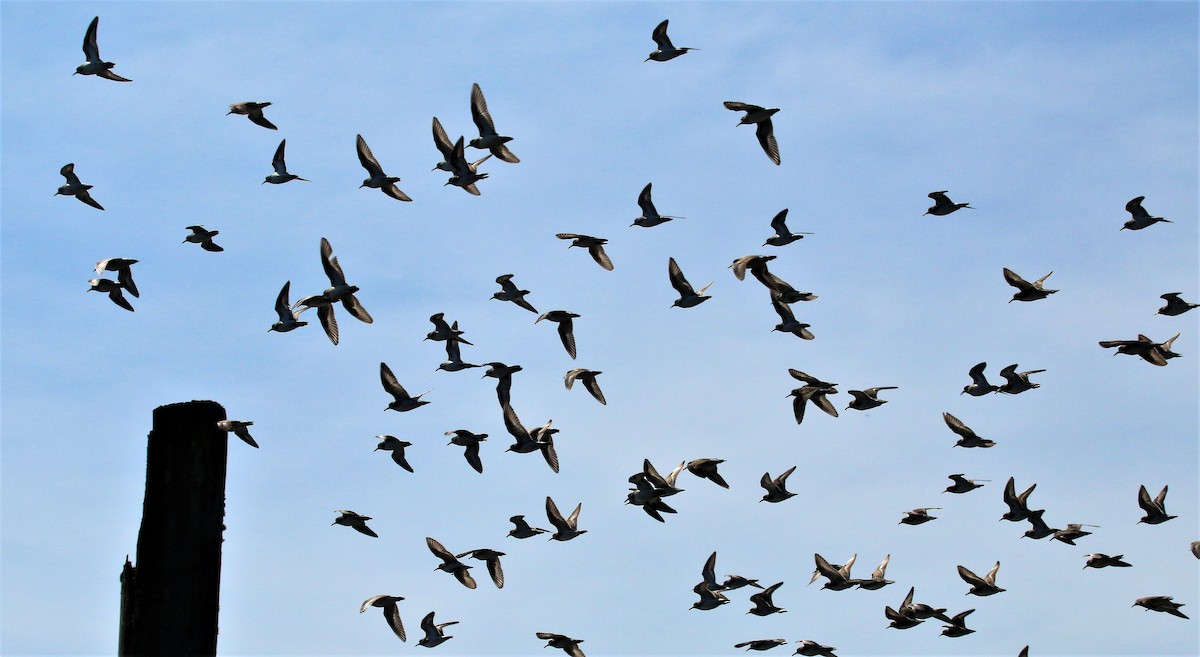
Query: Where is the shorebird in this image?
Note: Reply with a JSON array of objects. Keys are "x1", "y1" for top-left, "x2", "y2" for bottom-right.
[
  {"x1": 269, "y1": 281, "x2": 308, "y2": 333},
  {"x1": 734, "y1": 639, "x2": 786, "y2": 651},
  {"x1": 380, "y1": 362, "x2": 431, "y2": 412},
  {"x1": 691, "y1": 581, "x2": 731, "y2": 611},
  {"x1": 356, "y1": 134, "x2": 411, "y2": 202},
  {"x1": 432, "y1": 117, "x2": 491, "y2": 177},
  {"x1": 760, "y1": 466, "x2": 797, "y2": 503},
  {"x1": 88, "y1": 278, "x2": 133, "y2": 312},
  {"x1": 898, "y1": 586, "x2": 952, "y2": 624},
  {"x1": 262, "y1": 139, "x2": 308, "y2": 184},
  {"x1": 854, "y1": 554, "x2": 894, "y2": 590},
  {"x1": 789, "y1": 369, "x2": 837, "y2": 388},
  {"x1": 668, "y1": 257, "x2": 712, "y2": 308},
  {"x1": 425, "y1": 313, "x2": 471, "y2": 344},
  {"x1": 445, "y1": 430, "x2": 487, "y2": 473},
  {"x1": 998, "y1": 364, "x2": 1044, "y2": 394},
  {"x1": 747, "y1": 582, "x2": 786, "y2": 616},
  {"x1": 944, "y1": 474, "x2": 988, "y2": 494},
  {"x1": 641, "y1": 459, "x2": 685, "y2": 497},
  {"x1": 793, "y1": 640, "x2": 839, "y2": 656},
  {"x1": 216, "y1": 419, "x2": 257, "y2": 448},
  {"x1": 492, "y1": 274, "x2": 537, "y2": 313},
  {"x1": 442, "y1": 136, "x2": 491, "y2": 194},
  {"x1": 483, "y1": 362, "x2": 522, "y2": 407},
  {"x1": 56, "y1": 163, "x2": 104, "y2": 210},
  {"x1": 426, "y1": 537, "x2": 477, "y2": 589},
  {"x1": 1099, "y1": 334, "x2": 1176, "y2": 366},
  {"x1": 564, "y1": 368, "x2": 606, "y2": 405},
  {"x1": 1022, "y1": 509, "x2": 1058, "y2": 540},
  {"x1": 75, "y1": 17, "x2": 130, "y2": 81},
  {"x1": 360, "y1": 595, "x2": 406, "y2": 642},
  {"x1": 1122, "y1": 196, "x2": 1171, "y2": 230},
  {"x1": 374, "y1": 435, "x2": 414, "y2": 472},
  {"x1": 1052, "y1": 523, "x2": 1099, "y2": 545},
  {"x1": 885, "y1": 605, "x2": 923, "y2": 630},
  {"x1": 416, "y1": 611, "x2": 457, "y2": 647},
  {"x1": 1001, "y1": 477, "x2": 1040, "y2": 522},
  {"x1": 508, "y1": 514, "x2": 549, "y2": 539},
  {"x1": 633, "y1": 183, "x2": 683, "y2": 227},
  {"x1": 730, "y1": 255, "x2": 775, "y2": 281},
  {"x1": 94, "y1": 258, "x2": 138, "y2": 297},
  {"x1": 626, "y1": 473, "x2": 678, "y2": 522},
  {"x1": 899, "y1": 508, "x2": 940, "y2": 525},
  {"x1": 811, "y1": 553, "x2": 856, "y2": 591},
  {"x1": 924, "y1": 191, "x2": 971, "y2": 215},
  {"x1": 537, "y1": 633, "x2": 586, "y2": 657},
  {"x1": 1083, "y1": 553, "x2": 1131, "y2": 569},
  {"x1": 1133, "y1": 596, "x2": 1188, "y2": 619},
  {"x1": 295, "y1": 238, "x2": 372, "y2": 345},
  {"x1": 1003, "y1": 268, "x2": 1057, "y2": 303},
  {"x1": 788, "y1": 385, "x2": 838, "y2": 424},
  {"x1": 772, "y1": 295, "x2": 815, "y2": 340},
  {"x1": 436, "y1": 339, "x2": 479, "y2": 373},
  {"x1": 722, "y1": 575, "x2": 764, "y2": 591},
  {"x1": 545, "y1": 496, "x2": 586, "y2": 541},
  {"x1": 1137, "y1": 484, "x2": 1177, "y2": 524},
  {"x1": 943, "y1": 412, "x2": 995, "y2": 448},
  {"x1": 556, "y1": 233, "x2": 613, "y2": 270},
  {"x1": 227, "y1": 102, "x2": 276, "y2": 130},
  {"x1": 536, "y1": 310, "x2": 580, "y2": 359},
  {"x1": 645, "y1": 19, "x2": 697, "y2": 61},
  {"x1": 724, "y1": 102, "x2": 781, "y2": 165},
  {"x1": 184, "y1": 225, "x2": 223, "y2": 251},
  {"x1": 961, "y1": 362, "x2": 999, "y2": 396},
  {"x1": 940, "y1": 609, "x2": 976, "y2": 637},
  {"x1": 468, "y1": 83, "x2": 519, "y2": 163},
  {"x1": 845, "y1": 386, "x2": 897, "y2": 411},
  {"x1": 763, "y1": 209, "x2": 811, "y2": 246},
  {"x1": 456, "y1": 549, "x2": 505, "y2": 588},
  {"x1": 958, "y1": 562, "x2": 1004, "y2": 596},
  {"x1": 333, "y1": 510, "x2": 377, "y2": 537},
  {"x1": 1158, "y1": 293, "x2": 1199, "y2": 316},
  {"x1": 686, "y1": 458, "x2": 729, "y2": 488}
]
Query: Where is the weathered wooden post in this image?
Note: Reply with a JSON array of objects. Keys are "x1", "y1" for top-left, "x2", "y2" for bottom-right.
[{"x1": 119, "y1": 400, "x2": 227, "y2": 656}]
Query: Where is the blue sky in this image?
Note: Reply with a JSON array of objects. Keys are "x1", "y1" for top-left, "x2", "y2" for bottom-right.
[{"x1": 2, "y1": 2, "x2": 1197, "y2": 656}]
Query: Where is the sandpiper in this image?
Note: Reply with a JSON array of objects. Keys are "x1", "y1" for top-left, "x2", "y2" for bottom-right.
[
  {"x1": 227, "y1": 102, "x2": 276, "y2": 130},
  {"x1": 1001, "y1": 477, "x2": 1039, "y2": 522},
  {"x1": 633, "y1": 183, "x2": 683, "y2": 227},
  {"x1": 456, "y1": 549, "x2": 505, "y2": 588},
  {"x1": 997, "y1": 364, "x2": 1044, "y2": 394},
  {"x1": 1133, "y1": 596, "x2": 1188, "y2": 619},
  {"x1": 75, "y1": 17, "x2": 131, "y2": 81},
  {"x1": 483, "y1": 362, "x2": 522, "y2": 408},
  {"x1": 943, "y1": 412, "x2": 995, "y2": 448},
  {"x1": 56, "y1": 163, "x2": 104, "y2": 210},
  {"x1": 564, "y1": 368, "x2": 606, "y2": 405},
  {"x1": 724, "y1": 102, "x2": 781, "y2": 165},
  {"x1": 545, "y1": 496, "x2": 586, "y2": 541},
  {"x1": 1083, "y1": 553, "x2": 1131, "y2": 569},
  {"x1": 686, "y1": 458, "x2": 729, "y2": 489},
  {"x1": 88, "y1": 278, "x2": 133, "y2": 312},
  {"x1": 1137, "y1": 484, "x2": 1176, "y2": 524},
  {"x1": 944, "y1": 474, "x2": 987, "y2": 494},
  {"x1": 760, "y1": 466, "x2": 797, "y2": 503},
  {"x1": 374, "y1": 435, "x2": 414, "y2": 472},
  {"x1": 468, "y1": 83, "x2": 519, "y2": 163},
  {"x1": 360, "y1": 595, "x2": 406, "y2": 642},
  {"x1": 333, "y1": 510, "x2": 377, "y2": 537},
  {"x1": 445, "y1": 430, "x2": 487, "y2": 473},
  {"x1": 747, "y1": 582, "x2": 786, "y2": 615},
  {"x1": 668, "y1": 257, "x2": 713, "y2": 308},
  {"x1": 184, "y1": 225, "x2": 223, "y2": 252},
  {"x1": 1052, "y1": 523, "x2": 1099, "y2": 545},
  {"x1": 793, "y1": 640, "x2": 838, "y2": 657},
  {"x1": 426, "y1": 537, "x2": 477, "y2": 589},
  {"x1": 845, "y1": 386, "x2": 897, "y2": 411},
  {"x1": 216, "y1": 419, "x2": 257, "y2": 448},
  {"x1": 1003, "y1": 268, "x2": 1057, "y2": 302},
  {"x1": 269, "y1": 281, "x2": 309, "y2": 333},
  {"x1": 94, "y1": 258, "x2": 138, "y2": 297},
  {"x1": 537, "y1": 632, "x2": 586, "y2": 657},
  {"x1": 940, "y1": 609, "x2": 976, "y2": 637},
  {"x1": 961, "y1": 362, "x2": 998, "y2": 396},
  {"x1": 1157, "y1": 293, "x2": 1198, "y2": 316},
  {"x1": 925, "y1": 191, "x2": 971, "y2": 215},
  {"x1": 263, "y1": 139, "x2": 309, "y2": 184},
  {"x1": 853, "y1": 554, "x2": 894, "y2": 590},
  {"x1": 492, "y1": 274, "x2": 537, "y2": 313},
  {"x1": 507, "y1": 514, "x2": 549, "y2": 539},
  {"x1": 536, "y1": 310, "x2": 580, "y2": 359},
  {"x1": 958, "y1": 562, "x2": 1004, "y2": 596},
  {"x1": 645, "y1": 19, "x2": 697, "y2": 61},
  {"x1": 788, "y1": 385, "x2": 838, "y2": 425},
  {"x1": 356, "y1": 134, "x2": 411, "y2": 202},
  {"x1": 772, "y1": 295, "x2": 815, "y2": 340},
  {"x1": 763, "y1": 209, "x2": 811, "y2": 246},
  {"x1": 416, "y1": 611, "x2": 458, "y2": 647},
  {"x1": 1122, "y1": 196, "x2": 1171, "y2": 230},
  {"x1": 734, "y1": 639, "x2": 786, "y2": 651},
  {"x1": 899, "y1": 508, "x2": 940, "y2": 525},
  {"x1": 380, "y1": 362, "x2": 431, "y2": 412},
  {"x1": 556, "y1": 233, "x2": 613, "y2": 270}
]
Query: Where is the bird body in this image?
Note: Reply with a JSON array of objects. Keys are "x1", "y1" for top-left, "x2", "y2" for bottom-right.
[
  {"x1": 686, "y1": 458, "x2": 729, "y2": 488},
  {"x1": 356, "y1": 134, "x2": 411, "y2": 202},
  {"x1": 925, "y1": 191, "x2": 971, "y2": 215},
  {"x1": 228, "y1": 102, "x2": 276, "y2": 130},
  {"x1": 216, "y1": 419, "x2": 257, "y2": 448},
  {"x1": 184, "y1": 225, "x2": 223, "y2": 251},
  {"x1": 75, "y1": 17, "x2": 131, "y2": 81},
  {"x1": 1123, "y1": 196, "x2": 1171, "y2": 230},
  {"x1": 381, "y1": 362, "x2": 431, "y2": 412},
  {"x1": 645, "y1": 19, "x2": 696, "y2": 61},
  {"x1": 724, "y1": 102, "x2": 781, "y2": 165},
  {"x1": 333, "y1": 510, "x2": 377, "y2": 537},
  {"x1": 263, "y1": 139, "x2": 308, "y2": 184},
  {"x1": 1003, "y1": 268, "x2": 1057, "y2": 302},
  {"x1": 56, "y1": 163, "x2": 104, "y2": 210}
]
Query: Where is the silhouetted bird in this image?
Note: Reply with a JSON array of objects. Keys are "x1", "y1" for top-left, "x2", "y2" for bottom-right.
[
  {"x1": 925, "y1": 191, "x2": 971, "y2": 215},
  {"x1": 1122, "y1": 196, "x2": 1171, "y2": 230},
  {"x1": 360, "y1": 595, "x2": 406, "y2": 642},
  {"x1": 56, "y1": 163, "x2": 104, "y2": 210},
  {"x1": 724, "y1": 102, "x2": 781, "y2": 165},
  {"x1": 1003, "y1": 268, "x2": 1057, "y2": 303},
  {"x1": 228, "y1": 102, "x2": 276, "y2": 130},
  {"x1": 1157, "y1": 293, "x2": 1198, "y2": 316},
  {"x1": 75, "y1": 17, "x2": 131, "y2": 81},
  {"x1": 645, "y1": 19, "x2": 696, "y2": 61}
]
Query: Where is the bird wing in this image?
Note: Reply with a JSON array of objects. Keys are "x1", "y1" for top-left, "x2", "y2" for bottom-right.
[
  {"x1": 317, "y1": 304, "x2": 339, "y2": 345},
  {"x1": 274, "y1": 281, "x2": 294, "y2": 320},
  {"x1": 566, "y1": 502, "x2": 582, "y2": 529},
  {"x1": 968, "y1": 362, "x2": 990, "y2": 386},
  {"x1": 107, "y1": 288, "x2": 134, "y2": 312},
  {"x1": 722, "y1": 101, "x2": 756, "y2": 113},
  {"x1": 667, "y1": 257, "x2": 696, "y2": 296},
  {"x1": 589, "y1": 244, "x2": 614, "y2": 271},
  {"x1": 356, "y1": 134, "x2": 385, "y2": 177},
  {"x1": 470, "y1": 83, "x2": 498, "y2": 137},
  {"x1": 342, "y1": 294, "x2": 373, "y2": 323},
  {"x1": 582, "y1": 375, "x2": 606, "y2": 405},
  {"x1": 384, "y1": 602, "x2": 406, "y2": 641},
  {"x1": 454, "y1": 568, "x2": 477, "y2": 589},
  {"x1": 928, "y1": 191, "x2": 951, "y2": 203},
  {"x1": 540, "y1": 439, "x2": 560, "y2": 473},
  {"x1": 486, "y1": 556, "x2": 504, "y2": 588},
  {"x1": 770, "y1": 295, "x2": 797, "y2": 323},
  {"x1": 380, "y1": 362, "x2": 409, "y2": 400},
  {"x1": 353, "y1": 523, "x2": 378, "y2": 538},
  {"x1": 773, "y1": 465, "x2": 796, "y2": 488},
  {"x1": 942, "y1": 412, "x2": 975, "y2": 439},
  {"x1": 872, "y1": 554, "x2": 891, "y2": 580},
  {"x1": 791, "y1": 394, "x2": 808, "y2": 425},
  {"x1": 563, "y1": 369, "x2": 580, "y2": 390},
  {"x1": 637, "y1": 182, "x2": 656, "y2": 215},
  {"x1": 1125, "y1": 196, "x2": 1148, "y2": 218},
  {"x1": 545, "y1": 496, "x2": 569, "y2": 532},
  {"x1": 431, "y1": 117, "x2": 455, "y2": 160},
  {"x1": 490, "y1": 142, "x2": 520, "y2": 164},
  {"x1": 247, "y1": 108, "x2": 277, "y2": 130},
  {"x1": 82, "y1": 16, "x2": 101, "y2": 61},
  {"x1": 557, "y1": 319, "x2": 577, "y2": 359},
  {"x1": 76, "y1": 188, "x2": 105, "y2": 210},
  {"x1": 984, "y1": 561, "x2": 1000, "y2": 585},
  {"x1": 809, "y1": 390, "x2": 839, "y2": 417},
  {"x1": 1033, "y1": 271, "x2": 1054, "y2": 288},
  {"x1": 1003, "y1": 268, "x2": 1034, "y2": 291},
  {"x1": 464, "y1": 441, "x2": 483, "y2": 473},
  {"x1": 61, "y1": 163, "x2": 82, "y2": 185},
  {"x1": 271, "y1": 139, "x2": 289, "y2": 175},
  {"x1": 1137, "y1": 484, "x2": 1157, "y2": 514},
  {"x1": 702, "y1": 551, "x2": 719, "y2": 588},
  {"x1": 957, "y1": 565, "x2": 984, "y2": 587},
  {"x1": 755, "y1": 119, "x2": 780, "y2": 165},
  {"x1": 651, "y1": 19, "x2": 674, "y2": 50},
  {"x1": 426, "y1": 536, "x2": 457, "y2": 563},
  {"x1": 769, "y1": 209, "x2": 790, "y2": 236},
  {"x1": 96, "y1": 69, "x2": 132, "y2": 82},
  {"x1": 1154, "y1": 485, "x2": 1169, "y2": 509},
  {"x1": 319, "y1": 238, "x2": 347, "y2": 287}
]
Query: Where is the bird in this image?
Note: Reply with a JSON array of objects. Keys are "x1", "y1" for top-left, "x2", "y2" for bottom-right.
[
  {"x1": 455, "y1": 549, "x2": 505, "y2": 588},
  {"x1": 958, "y1": 562, "x2": 1005, "y2": 596},
  {"x1": 426, "y1": 537, "x2": 477, "y2": 589},
  {"x1": 734, "y1": 639, "x2": 787, "y2": 651},
  {"x1": 491, "y1": 274, "x2": 537, "y2": 313},
  {"x1": 564, "y1": 368, "x2": 606, "y2": 405},
  {"x1": 763, "y1": 209, "x2": 811, "y2": 246},
  {"x1": 1001, "y1": 477, "x2": 1040, "y2": 522},
  {"x1": 1133, "y1": 596, "x2": 1188, "y2": 619},
  {"x1": 925, "y1": 191, "x2": 971, "y2": 215},
  {"x1": 686, "y1": 458, "x2": 729, "y2": 489},
  {"x1": 216, "y1": 419, "x2": 257, "y2": 448},
  {"x1": 356, "y1": 134, "x2": 411, "y2": 202},
  {"x1": 555, "y1": 233, "x2": 613, "y2": 271},
  {"x1": 961, "y1": 362, "x2": 999, "y2": 396},
  {"x1": 425, "y1": 313, "x2": 471, "y2": 344},
  {"x1": 263, "y1": 139, "x2": 309, "y2": 184},
  {"x1": 374, "y1": 435, "x2": 414, "y2": 472},
  {"x1": 88, "y1": 278, "x2": 134, "y2": 312},
  {"x1": 1083, "y1": 553, "x2": 1131, "y2": 569},
  {"x1": 810, "y1": 553, "x2": 857, "y2": 590},
  {"x1": 721, "y1": 575, "x2": 764, "y2": 591},
  {"x1": 183, "y1": 225, "x2": 223, "y2": 252},
  {"x1": 545, "y1": 496, "x2": 586, "y2": 541},
  {"x1": 436, "y1": 338, "x2": 479, "y2": 373},
  {"x1": 940, "y1": 609, "x2": 977, "y2": 637},
  {"x1": 997, "y1": 364, "x2": 1045, "y2": 394},
  {"x1": 416, "y1": 611, "x2": 458, "y2": 648},
  {"x1": 227, "y1": 102, "x2": 276, "y2": 130},
  {"x1": 633, "y1": 183, "x2": 683, "y2": 227},
  {"x1": 332, "y1": 510, "x2": 377, "y2": 537},
  {"x1": 1098, "y1": 333, "x2": 1178, "y2": 366},
  {"x1": 1122, "y1": 196, "x2": 1171, "y2": 230},
  {"x1": 899, "y1": 508, "x2": 940, "y2": 525},
  {"x1": 380, "y1": 362, "x2": 431, "y2": 412},
  {"x1": 536, "y1": 310, "x2": 580, "y2": 359},
  {"x1": 1157, "y1": 292, "x2": 1198, "y2": 316},
  {"x1": 537, "y1": 632, "x2": 586, "y2": 657},
  {"x1": 483, "y1": 362, "x2": 522, "y2": 408},
  {"x1": 691, "y1": 580, "x2": 731, "y2": 611},
  {"x1": 445, "y1": 430, "x2": 487, "y2": 473},
  {"x1": 1052, "y1": 523, "x2": 1099, "y2": 545},
  {"x1": 432, "y1": 116, "x2": 491, "y2": 180},
  {"x1": 1003, "y1": 268, "x2": 1058, "y2": 302},
  {"x1": 760, "y1": 466, "x2": 797, "y2": 503},
  {"x1": 845, "y1": 386, "x2": 897, "y2": 411},
  {"x1": 1137, "y1": 484, "x2": 1177, "y2": 524},
  {"x1": 771, "y1": 295, "x2": 815, "y2": 340},
  {"x1": 943, "y1": 412, "x2": 995, "y2": 448},
  {"x1": 360, "y1": 595, "x2": 406, "y2": 642},
  {"x1": 793, "y1": 640, "x2": 839, "y2": 656},
  {"x1": 854, "y1": 554, "x2": 894, "y2": 590},
  {"x1": 944, "y1": 474, "x2": 988, "y2": 494},
  {"x1": 666, "y1": 258, "x2": 713, "y2": 308},
  {"x1": 788, "y1": 385, "x2": 838, "y2": 425},
  {"x1": 645, "y1": 19, "x2": 697, "y2": 61},
  {"x1": 789, "y1": 369, "x2": 838, "y2": 389},
  {"x1": 55, "y1": 163, "x2": 104, "y2": 210},
  {"x1": 1192, "y1": 541, "x2": 1200, "y2": 559},
  {"x1": 507, "y1": 514, "x2": 549, "y2": 539},
  {"x1": 294, "y1": 237, "x2": 373, "y2": 345},
  {"x1": 269, "y1": 281, "x2": 309, "y2": 333},
  {"x1": 898, "y1": 586, "x2": 952, "y2": 624},
  {"x1": 468, "y1": 83, "x2": 519, "y2": 163},
  {"x1": 94, "y1": 258, "x2": 138, "y2": 298},
  {"x1": 74, "y1": 17, "x2": 131, "y2": 81},
  {"x1": 723, "y1": 102, "x2": 781, "y2": 165},
  {"x1": 885, "y1": 604, "x2": 923, "y2": 630},
  {"x1": 747, "y1": 582, "x2": 786, "y2": 616},
  {"x1": 1022, "y1": 509, "x2": 1058, "y2": 540}
]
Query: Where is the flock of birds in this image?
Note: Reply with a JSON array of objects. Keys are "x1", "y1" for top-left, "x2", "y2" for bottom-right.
[{"x1": 58, "y1": 13, "x2": 1197, "y2": 656}]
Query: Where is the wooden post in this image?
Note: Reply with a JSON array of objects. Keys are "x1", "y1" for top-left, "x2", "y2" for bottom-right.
[{"x1": 119, "y1": 400, "x2": 227, "y2": 656}]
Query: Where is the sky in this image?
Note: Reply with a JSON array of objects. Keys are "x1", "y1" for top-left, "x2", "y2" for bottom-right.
[{"x1": 1, "y1": 2, "x2": 1198, "y2": 656}]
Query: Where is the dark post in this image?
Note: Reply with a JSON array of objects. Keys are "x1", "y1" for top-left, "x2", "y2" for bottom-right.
[{"x1": 119, "y1": 400, "x2": 227, "y2": 657}]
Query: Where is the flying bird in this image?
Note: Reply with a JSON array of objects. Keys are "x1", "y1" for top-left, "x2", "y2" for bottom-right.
[
  {"x1": 747, "y1": 582, "x2": 786, "y2": 616},
  {"x1": 961, "y1": 362, "x2": 999, "y2": 396},
  {"x1": 1137, "y1": 484, "x2": 1176, "y2": 524},
  {"x1": 812, "y1": 553, "x2": 857, "y2": 591},
  {"x1": 1052, "y1": 523, "x2": 1099, "y2": 545},
  {"x1": 556, "y1": 233, "x2": 613, "y2": 270},
  {"x1": 1098, "y1": 334, "x2": 1177, "y2": 366},
  {"x1": 940, "y1": 609, "x2": 977, "y2": 638},
  {"x1": 733, "y1": 639, "x2": 786, "y2": 651},
  {"x1": 645, "y1": 19, "x2": 697, "y2": 61},
  {"x1": 87, "y1": 278, "x2": 133, "y2": 312},
  {"x1": 1133, "y1": 596, "x2": 1188, "y2": 619},
  {"x1": 184, "y1": 225, "x2": 223, "y2": 252},
  {"x1": 75, "y1": 17, "x2": 131, "y2": 81},
  {"x1": 426, "y1": 537, "x2": 477, "y2": 589},
  {"x1": 425, "y1": 313, "x2": 471, "y2": 344},
  {"x1": 763, "y1": 209, "x2": 811, "y2": 246},
  {"x1": 436, "y1": 338, "x2": 479, "y2": 373},
  {"x1": 723, "y1": 102, "x2": 781, "y2": 165},
  {"x1": 794, "y1": 640, "x2": 839, "y2": 657},
  {"x1": 1083, "y1": 553, "x2": 1131, "y2": 569},
  {"x1": 1157, "y1": 293, "x2": 1198, "y2": 316},
  {"x1": 94, "y1": 258, "x2": 138, "y2": 298},
  {"x1": 760, "y1": 466, "x2": 797, "y2": 503},
  {"x1": 468, "y1": 83, "x2": 519, "y2": 163},
  {"x1": 845, "y1": 386, "x2": 898, "y2": 411},
  {"x1": 686, "y1": 458, "x2": 729, "y2": 489},
  {"x1": 668, "y1": 257, "x2": 713, "y2": 308},
  {"x1": 416, "y1": 611, "x2": 458, "y2": 648},
  {"x1": 360, "y1": 595, "x2": 406, "y2": 642},
  {"x1": 294, "y1": 238, "x2": 372, "y2": 344},
  {"x1": 1122, "y1": 196, "x2": 1171, "y2": 230},
  {"x1": 536, "y1": 310, "x2": 580, "y2": 359},
  {"x1": 944, "y1": 474, "x2": 987, "y2": 494},
  {"x1": 332, "y1": 510, "x2": 377, "y2": 537},
  {"x1": 537, "y1": 632, "x2": 586, "y2": 657},
  {"x1": 564, "y1": 368, "x2": 606, "y2": 405},
  {"x1": 545, "y1": 496, "x2": 586, "y2": 541},
  {"x1": 943, "y1": 412, "x2": 995, "y2": 448},
  {"x1": 268, "y1": 281, "x2": 309, "y2": 333},
  {"x1": 227, "y1": 102, "x2": 277, "y2": 130},
  {"x1": 263, "y1": 139, "x2": 309, "y2": 184},
  {"x1": 508, "y1": 514, "x2": 549, "y2": 539},
  {"x1": 899, "y1": 507, "x2": 940, "y2": 525},
  {"x1": 216, "y1": 419, "x2": 257, "y2": 448},
  {"x1": 445, "y1": 430, "x2": 487, "y2": 473},
  {"x1": 492, "y1": 274, "x2": 537, "y2": 313},
  {"x1": 356, "y1": 134, "x2": 412, "y2": 202},
  {"x1": 432, "y1": 118, "x2": 491, "y2": 195},
  {"x1": 925, "y1": 191, "x2": 971, "y2": 215},
  {"x1": 633, "y1": 183, "x2": 683, "y2": 227},
  {"x1": 771, "y1": 295, "x2": 815, "y2": 340},
  {"x1": 997, "y1": 364, "x2": 1044, "y2": 394},
  {"x1": 456, "y1": 549, "x2": 505, "y2": 588},
  {"x1": 854, "y1": 554, "x2": 894, "y2": 590},
  {"x1": 380, "y1": 362, "x2": 431, "y2": 412},
  {"x1": 958, "y1": 562, "x2": 1005, "y2": 596},
  {"x1": 788, "y1": 385, "x2": 838, "y2": 424},
  {"x1": 374, "y1": 435, "x2": 414, "y2": 472},
  {"x1": 483, "y1": 361, "x2": 522, "y2": 408},
  {"x1": 1003, "y1": 268, "x2": 1057, "y2": 303},
  {"x1": 55, "y1": 163, "x2": 104, "y2": 210}
]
